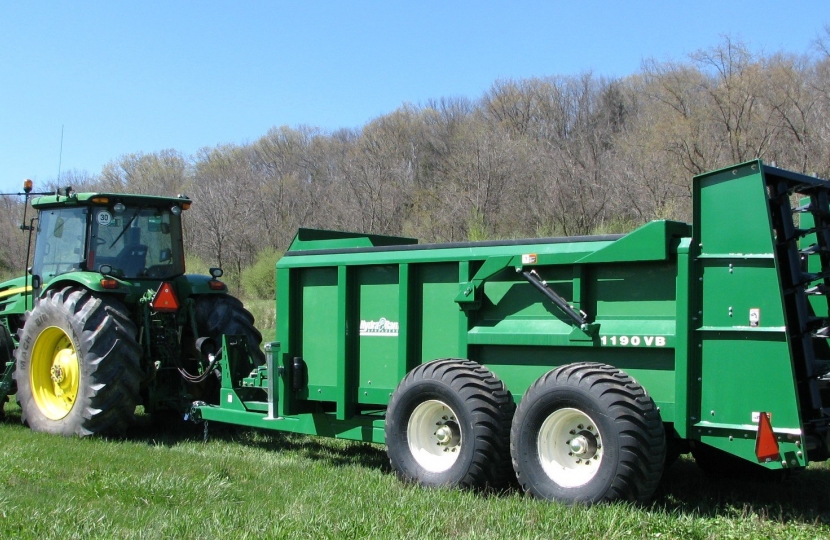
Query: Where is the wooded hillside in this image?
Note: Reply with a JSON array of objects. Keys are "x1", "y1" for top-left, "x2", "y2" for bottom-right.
[{"x1": 3, "y1": 37, "x2": 830, "y2": 288}]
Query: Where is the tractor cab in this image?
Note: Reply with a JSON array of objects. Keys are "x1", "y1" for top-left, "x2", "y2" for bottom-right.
[
  {"x1": 0, "y1": 185, "x2": 264, "y2": 435},
  {"x1": 31, "y1": 193, "x2": 189, "y2": 288}
]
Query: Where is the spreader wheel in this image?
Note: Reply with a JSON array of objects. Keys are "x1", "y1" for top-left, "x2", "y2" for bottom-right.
[
  {"x1": 511, "y1": 362, "x2": 665, "y2": 504},
  {"x1": 385, "y1": 359, "x2": 514, "y2": 490}
]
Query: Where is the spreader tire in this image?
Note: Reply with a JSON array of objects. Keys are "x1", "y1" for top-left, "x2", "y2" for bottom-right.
[
  {"x1": 14, "y1": 286, "x2": 142, "y2": 436},
  {"x1": 194, "y1": 294, "x2": 264, "y2": 365},
  {"x1": 511, "y1": 362, "x2": 665, "y2": 504},
  {"x1": 385, "y1": 359, "x2": 514, "y2": 490}
]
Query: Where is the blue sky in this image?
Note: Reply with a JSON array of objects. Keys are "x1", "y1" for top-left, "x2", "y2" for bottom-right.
[{"x1": 1, "y1": 2, "x2": 828, "y2": 194}]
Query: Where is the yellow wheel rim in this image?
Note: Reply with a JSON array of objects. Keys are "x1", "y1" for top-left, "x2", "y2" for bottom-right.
[{"x1": 30, "y1": 326, "x2": 80, "y2": 420}]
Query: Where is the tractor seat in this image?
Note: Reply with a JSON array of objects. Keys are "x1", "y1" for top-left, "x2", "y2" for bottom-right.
[{"x1": 116, "y1": 244, "x2": 148, "y2": 276}]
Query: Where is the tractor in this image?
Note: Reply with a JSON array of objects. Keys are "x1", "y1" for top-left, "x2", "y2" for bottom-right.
[{"x1": 0, "y1": 183, "x2": 263, "y2": 436}]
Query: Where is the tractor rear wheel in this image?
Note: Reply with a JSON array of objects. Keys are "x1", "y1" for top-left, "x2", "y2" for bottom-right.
[
  {"x1": 385, "y1": 359, "x2": 514, "y2": 490},
  {"x1": 14, "y1": 286, "x2": 142, "y2": 436},
  {"x1": 194, "y1": 294, "x2": 264, "y2": 365},
  {"x1": 511, "y1": 362, "x2": 665, "y2": 504}
]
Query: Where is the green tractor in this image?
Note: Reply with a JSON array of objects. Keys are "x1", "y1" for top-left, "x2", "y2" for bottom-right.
[{"x1": 0, "y1": 184, "x2": 263, "y2": 436}]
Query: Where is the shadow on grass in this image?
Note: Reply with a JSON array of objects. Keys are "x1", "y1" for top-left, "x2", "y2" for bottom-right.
[
  {"x1": 650, "y1": 456, "x2": 830, "y2": 526},
  {"x1": 0, "y1": 402, "x2": 20, "y2": 424},
  {"x1": 127, "y1": 413, "x2": 391, "y2": 472}
]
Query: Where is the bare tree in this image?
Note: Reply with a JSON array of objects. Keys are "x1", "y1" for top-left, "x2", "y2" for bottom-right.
[
  {"x1": 100, "y1": 150, "x2": 189, "y2": 196},
  {"x1": 187, "y1": 145, "x2": 260, "y2": 289}
]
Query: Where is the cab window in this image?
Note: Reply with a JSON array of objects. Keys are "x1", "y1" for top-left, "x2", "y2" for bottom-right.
[
  {"x1": 89, "y1": 206, "x2": 183, "y2": 279},
  {"x1": 32, "y1": 207, "x2": 88, "y2": 282}
]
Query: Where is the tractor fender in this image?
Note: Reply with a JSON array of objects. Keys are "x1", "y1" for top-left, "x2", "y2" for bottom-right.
[
  {"x1": 41, "y1": 273, "x2": 121, "y2": 296},
  {"x1": 174, "y1": 274, "x2": 229, "y2": 296}
]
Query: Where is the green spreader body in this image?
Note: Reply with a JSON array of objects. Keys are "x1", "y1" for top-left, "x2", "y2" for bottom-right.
[{"x1": 197, "y1": 160, "x2": 830, "y2": 473}]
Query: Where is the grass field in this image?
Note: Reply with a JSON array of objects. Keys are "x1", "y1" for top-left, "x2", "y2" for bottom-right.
[{"x1": 1, "y1": 403, "x2": 829, "y2": 539}]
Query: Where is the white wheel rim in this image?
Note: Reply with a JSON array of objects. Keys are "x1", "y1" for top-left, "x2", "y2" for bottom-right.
[
  {"x1": 537, "y1": 407, "x2": 603, "y2": 488},
  {"x1": 407, "y1": 399, "x2": 462, "y2": 473}
]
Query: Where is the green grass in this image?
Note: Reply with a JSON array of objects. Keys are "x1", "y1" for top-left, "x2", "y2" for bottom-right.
[{"x1": 1, "y1": 403, "x2": 829, "y2": 539}]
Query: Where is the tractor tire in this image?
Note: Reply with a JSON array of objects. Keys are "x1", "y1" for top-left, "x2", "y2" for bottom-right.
[
  {"x1": 511, "y1": 362, "x2": 665, "y2": 504},
  {"x1": 14, "y1": 286, "x2": 142, "y2": 436},
  {"x1": 193, "y1": 294, "x2": 264, "y2": 366},
  {"x1": 385, "y1": 359, "x2": 515, "y2": 490}
]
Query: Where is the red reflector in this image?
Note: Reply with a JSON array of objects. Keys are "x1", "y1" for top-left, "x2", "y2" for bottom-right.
[
  {"x1": 755, "y1": 412, "x2": 780, "y2": 462},
  {"x1": 100, "y1": 279, "x2": 119, "y2": 289},
  {"x1": 208, "y1": 280, "x2": 226, "y2": 291},
  {"x1": 151, "y1": 282, "x2": 180, "y2": 312}
]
